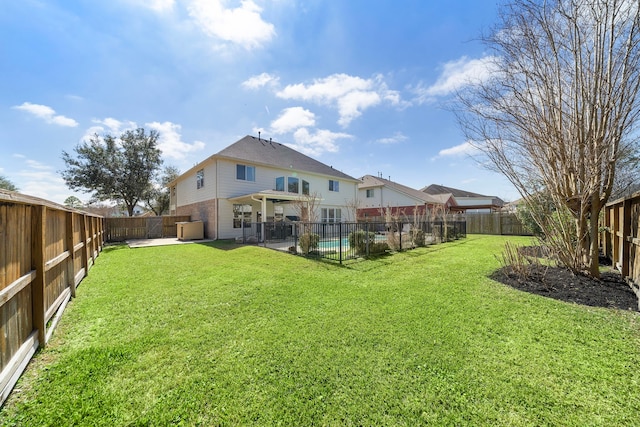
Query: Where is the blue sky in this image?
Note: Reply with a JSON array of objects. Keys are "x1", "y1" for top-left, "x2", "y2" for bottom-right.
[{"x1": 1, "y1": 0, "x2": 519, "y2": 205}]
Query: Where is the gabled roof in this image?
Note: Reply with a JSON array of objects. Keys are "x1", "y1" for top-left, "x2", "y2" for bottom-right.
[
  {"x1": 216, "y1": 135, "x2": 358, "y2": 181},
  {"x1": 421, "y1": 184, "x2": 491, "y2": 198},
  {"x1": 359, "y1": 175, "x2": 448, "y2": 205}
]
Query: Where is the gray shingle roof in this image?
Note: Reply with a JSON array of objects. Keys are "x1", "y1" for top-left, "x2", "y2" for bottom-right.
[
  {"x1": 216, "y1": 135, "x2": 358, "y2": 181},
  {"x1": 421, "y1": 184, "x2": 490, "y2": 198},
  {"x1": 359, "y1": 175, "x2": 445, "y2": 205}
]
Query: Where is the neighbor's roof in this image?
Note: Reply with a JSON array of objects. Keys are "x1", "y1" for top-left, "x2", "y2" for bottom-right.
[
  {"x1": 359, "y1": 175, "x2": 448, "y2": 205},
  {"x1": 421, "y1": 184, "x2": 491, "y2": 198},
  {"x1": 216, "y1": 135, "x2": 358, "y2": 181}
]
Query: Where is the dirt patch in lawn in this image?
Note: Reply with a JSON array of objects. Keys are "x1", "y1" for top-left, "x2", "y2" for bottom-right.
[{"x1": 491, "y1": 247, "x2": 639, "y2": 312}]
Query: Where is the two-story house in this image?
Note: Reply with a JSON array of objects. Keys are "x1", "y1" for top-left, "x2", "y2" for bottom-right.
[{"x1": 168, "y1": 135, "x2": 360, "y2": 240}]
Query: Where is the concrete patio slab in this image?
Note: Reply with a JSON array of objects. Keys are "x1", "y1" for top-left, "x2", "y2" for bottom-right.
[{"x1": 126, "y1": 238, "x2": 214, "y2": 248}]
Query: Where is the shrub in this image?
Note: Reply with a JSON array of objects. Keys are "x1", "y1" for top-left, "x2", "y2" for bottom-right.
[
  {"x1": 348, "y1": 230, "x2": 376, "y2": 254},
  {"x1": 411, "y1": 228, "x2": 425, "y2": 247},
  {"x1": 497, "y1": 241, "x2": 547, "y2": 283},
  {"x1": 299, "y1": 232, "x2": 320, "y2": 254},
  {"x1": 369, "y1": 241, "x2": 389, "y2": 254}
]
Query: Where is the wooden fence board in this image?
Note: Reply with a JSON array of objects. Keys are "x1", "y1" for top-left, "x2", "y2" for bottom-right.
[
  {"x1": 464, "y1": 213, "x2": 531, "y2": 236},
  {"x1": 0, "y1": 190, "x2": 103, "y2": 405},
  {"x1": 105, "y1": 216, "x2": 190, "y2": 241},
  {"x1": 604, "y1": 193, "x2": 640, "y2": 307}
]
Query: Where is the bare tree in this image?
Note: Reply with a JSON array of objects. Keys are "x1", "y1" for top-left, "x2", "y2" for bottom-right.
[
  {"x1": 292, "y1": 191, "x2": 321, "y2": 223},
  {"x1": 458, "y1": 0, "x2": 640, "y2": 277},
  {"x1": 344, "y1": 197, "x2": 360, "y2": 222}
]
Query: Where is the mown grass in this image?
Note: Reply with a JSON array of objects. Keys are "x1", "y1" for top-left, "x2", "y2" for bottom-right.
[{"x1": 1, "y1": 235, "x2": 639, "y2": 426}]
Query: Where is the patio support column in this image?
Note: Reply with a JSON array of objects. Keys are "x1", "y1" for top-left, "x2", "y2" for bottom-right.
[{"x1": 260, "y1": 196, "x2": 267, "y2": 243}]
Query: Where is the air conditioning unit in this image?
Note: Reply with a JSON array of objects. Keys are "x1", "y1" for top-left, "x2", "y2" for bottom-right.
[{"x1": 176, "y1": 221, "x2": 204, "y2": 240}]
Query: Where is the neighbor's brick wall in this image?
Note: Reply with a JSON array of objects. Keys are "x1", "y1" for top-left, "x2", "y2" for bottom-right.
[{"x1": 176, "y1": 199, "x2": 217, "y2": 239}]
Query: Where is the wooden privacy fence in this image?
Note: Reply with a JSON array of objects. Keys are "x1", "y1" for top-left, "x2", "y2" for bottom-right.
[
  {"x1": 464, "y1": 213, "x2": 532, "y2": 235},
  {"x1": 0, "y1": 190, "x2": 104, "y2": 405},
  {"x1": 105, "y1": 215, "x2": 190, "y2": 241},
  {"x1": 602, "y1": 192, "x2": 640, "y2": 303}
]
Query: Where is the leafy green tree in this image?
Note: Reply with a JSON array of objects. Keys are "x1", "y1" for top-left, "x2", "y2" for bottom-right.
[
  {"x1": 63, "y1": 196, "x2": 84, "y2": 209},
  {"x1": 61, "y1": 128, "x2": 163, "y2": 217},
  {"x1": 144, "y1": 165, "x2": 180, "y2": 216},
  {"x1": 0, "y1": 175, "x2": 18, "y2": 191}
]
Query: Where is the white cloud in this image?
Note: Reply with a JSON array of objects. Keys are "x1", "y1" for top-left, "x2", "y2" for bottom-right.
[
  {"x1": 288, "y1": 128, "x2": 352, "y2": 157},
  {"x1": 376, "y1": 132, "x2": 407, "y2": 145},
  {"x1": 145, "y1": 121, "x2": 206, "y2": 160},
  {"x1": 415, "y1": 56, "x2": 500, "y2": 102},
  {"x1": 242, "y1": 72, "x2": 280, "y2": 90},
  {"x1": 124, "y1": 0, "x2": 175, "y2": 12},
  {"x1": 13, "y1": 157, "x2": 72, "y2": 204},
  {"x1": 147, "y1": 0, "x2": 175, "y2": 12},
  {"x1": 276, "y1": 73, "x2": 402, "y2": 127},
  {"x1": 270, "y1": 107, "x2": 315, "y2": 134},
  {"x1": 433, "y1": 141, "x2": 479, "y2": 160},
  {"x1": 13, "y1": 102, "x2": 78, "y2": 127},
  {"x1": 187, "y1": 0, "x2": 276, "y2": 50}
]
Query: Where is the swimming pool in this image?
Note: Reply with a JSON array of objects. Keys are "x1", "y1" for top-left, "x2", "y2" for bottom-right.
[{"x1": 318, "y1": 235, "x2": 386, "y2": 250}]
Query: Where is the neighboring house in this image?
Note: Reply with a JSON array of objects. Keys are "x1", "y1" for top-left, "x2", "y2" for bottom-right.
[
  {"x1": 421, "y1": 184, "x2": 504, "y2": 213},
  {"x1": 168, "y1": 135, "x2": 360, "y2": 240},
  {"x1": 503, "y1": 197, "x2": 525, "y2": 213},
  {"x1": 357, "y1": 175, "x2": 457, "y2": 221}
]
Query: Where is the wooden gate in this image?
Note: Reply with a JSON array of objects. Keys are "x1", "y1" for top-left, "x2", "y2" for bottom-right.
[{"x1": 146, "y1": 217, "x2": 163, "y2": 238}]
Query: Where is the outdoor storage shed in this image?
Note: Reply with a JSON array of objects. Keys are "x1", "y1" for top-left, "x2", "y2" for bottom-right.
[{"x1": 177, "y1": 221, "x2": 204, "y2": 240}]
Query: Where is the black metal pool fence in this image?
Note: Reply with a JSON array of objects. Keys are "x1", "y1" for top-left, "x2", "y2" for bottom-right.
[{"x1": 238, "y1": 221, "x2": 466, "y2": 263}]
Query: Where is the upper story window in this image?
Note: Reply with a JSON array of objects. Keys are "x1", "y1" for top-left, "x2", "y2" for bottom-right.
[
  {"x1": 236, "y1": 164, "x2": 255, "y2": 181},
  {"x1": 366, "y1": 189, "x2": 374, "y2": 198},
  {"x1": 196, "y1": 169, "x2": 204, "y2": 189},
  {"x1": 329, "y1": 180, "x2": 339, "y2": 192},
  {"x1": 288, "y1": 177, "x2": 299, "y2": 193},
  {"x1": 276, "y1": 176, "x2": 310, "y2": 194}
]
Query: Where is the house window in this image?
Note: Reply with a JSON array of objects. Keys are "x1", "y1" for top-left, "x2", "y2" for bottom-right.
[
  {"x1": 275, "y1": 176, "x2": 285, "y2": 192},
  {"x1": 302, "y1": 180, "x2": 310, "y2": 195},
  {"x1": 321, "y1": 208, "x2": 341, "y2": 223},
  {"x1": 366, "y1": 189, "x2": 374, "y2": 198},
  {"x1": 236, "y1": 164, "x2": 255, "y2": 181},
  {"x1": 288, "y1": 177, "x2": 299, "y2": 193},
  {"x1": 329, "y1": 180, "x2": 339, "y2": 192},
  {"x1": 233, "y1": 204, "x2": 252, "y2": 228},
  {"x1": 196, "y1": 169, "x2": 204, "y2": 189}
]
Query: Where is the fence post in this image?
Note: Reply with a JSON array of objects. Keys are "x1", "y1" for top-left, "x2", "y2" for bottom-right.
[
  {"x1": 66, "y1": 211, "x2": 76, "y2": 298},
  {"x1": 622, "y1": 198, "x2": 632, "y2": 277},
  {"x1": 339, "y1": 222, "x2": 343, "y2": 264},
  {"x1": 365, "y1": 222, "x2": 370, "y2": 256},
  {"x1": 31, "y1": 205, "x2": 46, "y2": 348}
]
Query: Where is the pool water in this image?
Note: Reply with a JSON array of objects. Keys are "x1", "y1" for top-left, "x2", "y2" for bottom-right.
[{"x1": 317, "y1": 235, "x2": 386, "y2": 250}]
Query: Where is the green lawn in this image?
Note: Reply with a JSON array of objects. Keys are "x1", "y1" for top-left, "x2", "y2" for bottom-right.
[{"x1": 2, "y1": 235, "x2": 639, "y2": 426}]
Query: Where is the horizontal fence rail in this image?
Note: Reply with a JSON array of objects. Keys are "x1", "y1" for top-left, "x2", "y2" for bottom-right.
[
  {"x1": 603, "y1": 192, "x2": 640, "y2": 306},
  {"x1": 0, "y1": 190, "x2": 104, "y2": 406},
  {"x1": 105, "y1": 215, "x2": 190, "y2": 241},
  {"x1": 237, "y1": 220, "x2": 466, "y2": 263}
]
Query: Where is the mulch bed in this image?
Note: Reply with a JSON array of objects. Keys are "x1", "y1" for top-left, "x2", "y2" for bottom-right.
[{"x1": 491, "y1": 247, "x2": 639, "y2": 312}]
